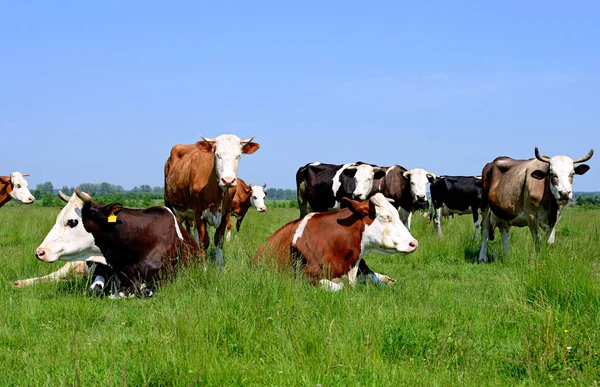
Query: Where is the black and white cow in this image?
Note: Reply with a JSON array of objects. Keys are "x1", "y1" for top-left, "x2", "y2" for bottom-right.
[
  {"x1": 429, "y1": 176, "x2": 483, "y2": 238},
  {"x1": 296, "y1": 162, "x2": 386, "y2": 218}
]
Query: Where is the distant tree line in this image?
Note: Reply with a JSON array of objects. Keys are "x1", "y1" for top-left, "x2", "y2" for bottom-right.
[
  {"x1": 575, "y1": 194, "x2": 600, "y2": 209},
  {"x1": 31, "y1": 182, "x2": 299, "y2": 208}
]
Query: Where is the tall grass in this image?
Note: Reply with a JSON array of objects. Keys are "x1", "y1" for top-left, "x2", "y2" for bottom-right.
[{"x1": 0, "y1": 205, "x2": 599, "y2": 385}]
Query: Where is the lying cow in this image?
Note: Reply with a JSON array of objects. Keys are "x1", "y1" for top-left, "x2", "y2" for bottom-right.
[
  {"x1": 0, "y1": 172, "x2": 35, "y2": 208},
  {"x1": 74, "y1": 187, "x2": 202, "y2": 297},
  {"x1": 478, "y1": 147, "x2": 593, "y2": 262},
  {"x1": 429, "y1": 176, "x2": 483, "y2": 238},
  {"x1": 296, "y1": 162, "x2": 386, "y2": 218},
  {"x1": 225, "y1": 179, "x2": 267, "y2": 241},
  {"x1": 256, "y1": 193, "x2": 418, "y2": 291}
]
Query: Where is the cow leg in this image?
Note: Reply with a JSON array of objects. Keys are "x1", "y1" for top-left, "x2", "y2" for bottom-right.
[
  {"x1": 213, "y1": 220, "x2": 228, "y2": 268},
  {"x1": 13, "y1": 261, "x2": 85, "y2": 288},
  {"x1": 235, "y1": 215, "x2": 243, "y2": 234},
  {"x1": 194, "y1": 212, "x2": 211, "y2": 252},
  {"x1": 434, "y1": 207, "x2": 443, "y2": 236},
  {"x1": 500, "y1": 226, "x2": 511, "y2": 255},
  {"x1": 478, "y1": 209, "x2": 491, "y2": 263},
  {"x1": 88, "y1": 263, "x2": 113, "y2": 297},
  {"x1": 547, "y1": 226, "x2": 557, "y2": 245},
  {"x1": 472, "y1": 208, "x2": 481, "y2": 239},
  {"x1": 398, "y1": 208, "x2": 411, "y2": 230},
  {"x1": 528, "y1": 221, "x2": 542, "y2": 254},
  {"x1": 319, "y1": 279, "x2": 344, "y2": 291},
  {"x1": 225, "y1": 213, "x2": 233, "y2": 242}
]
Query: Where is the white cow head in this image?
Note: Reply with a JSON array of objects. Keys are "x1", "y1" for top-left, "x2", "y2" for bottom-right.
[
  {"x1": 343, "y1": 164, "x2": 386, "y2": 201},
  {"x1": 345, "y1": 193, "x2": 418, "y2": 255},
  {"x1": 533, "y1": 147, "x2": 593, "y2": 205},
  {"x1": 249, "y1": 182, "x2": 267, "y2": 212},
  {"x1": 403, "y1": 168, "x2": 436, "y2": 206},
  {"x1": 195, "y1": 134, "x2": 260, "y2": 188},
  {"x1": 35, "y1": 191, "x2": 103, "y2": 263},
  {"x1": 5, "y1": 172, "x2": 35, "y2": 204}
]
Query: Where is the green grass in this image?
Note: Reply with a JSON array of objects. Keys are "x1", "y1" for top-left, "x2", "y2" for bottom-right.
[{"x1": 1, "y1": 205, "x2": 599, "y2": 385}]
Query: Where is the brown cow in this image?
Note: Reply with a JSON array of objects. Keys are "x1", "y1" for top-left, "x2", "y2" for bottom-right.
[
  {"x1": 0, "y1": 172, "x2": 35, "y2": 208},
  {"x1": 256, "y1": 193, "x2": 418, "y2": 291},
  {"x1": 478, "y1": 147, "x2": 593, "y2": 262},
  {"x1": 225, "y1": 179, "x2": 267, "y2": 241},
  {"x1": 164, "y1": 134, "x2": 260, "y2": 267}
]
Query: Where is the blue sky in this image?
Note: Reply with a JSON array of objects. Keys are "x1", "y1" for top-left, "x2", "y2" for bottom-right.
[{"x1": 2, "y1": 1, "x2": 598, "y2": 191}]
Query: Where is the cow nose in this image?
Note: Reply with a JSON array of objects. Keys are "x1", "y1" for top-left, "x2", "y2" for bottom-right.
[
  {"x1": 36, "y1": 248, "x2": 46, "y2": 260},
  {"x1": 417, "y1": 195, "x2": 426, "y2": 202},
  {"x1": 28, "y1": 196, "x2": 35, "y2": 203},
  {"x1": 408, "y1": 239, "x2": 418, "y2": 250},
  {"x1": 220, "y1": 177, "x2": 237, "y2": 187}
]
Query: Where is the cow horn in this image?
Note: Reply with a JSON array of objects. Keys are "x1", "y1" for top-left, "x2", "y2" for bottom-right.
[
  {"x1": 240, "y1": 136, "x2": 255, "y2": 144},
  {"x1": 249, "y1": 181, "x2": 253, "y2": 187},
  {"x1": 534, "y1": 147, "x2": 551, "y2": 163},
  {"x1": 427, "y1": 172, "x2": 437, "y2": 179},
  {"x1": 22, "y1": 173, "x2": 30, "y2": 177},
  {"x1": 57, "y1": 190, "x2": 71, "y2": 203},
  {"x1": 75, "y1": 186, "x2": 93, "y2": 203},
  {"x1": 262, "y1": 182, "x2": 267, "y2": 189},
  {"x1": 200, "y1": 136, "x2": 215, "y2": 142},
  {"x1": 573, "y1": 149, "x2": 594, "y2": 164}
]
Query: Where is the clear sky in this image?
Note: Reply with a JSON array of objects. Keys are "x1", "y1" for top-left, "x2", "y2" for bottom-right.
[{"x1": 2, "y1": 1, "x2": 599, "y2": 191}]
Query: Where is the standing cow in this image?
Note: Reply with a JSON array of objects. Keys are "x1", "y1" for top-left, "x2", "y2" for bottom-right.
[
  {"x1": 0, "y1": 172, "x2": 35, "y2": 208},
  {"x1": 164, "y1": 134, "x2": 260, "y2": 267},
  {"x1": 74, "y1": 187, "x2": 201, "y2": 297},
  {"x1": 256, "y1": 193, "x2": 418, "y2": 291},
  {"x1": 370, "y1": 166, "x2": 437, "y2": 231},
  {"x1": 225, "y1": 179, "x2": 267, "y2": 241},
  {"x1": 429, "y1": 176, "x2": 483, "y2": 238},
  {"x1": 296, "y1": 162, "x2": 386, "y2": 218},
  {"x1": 478, "y1": 147, "x2": 593, "y2": 262}
]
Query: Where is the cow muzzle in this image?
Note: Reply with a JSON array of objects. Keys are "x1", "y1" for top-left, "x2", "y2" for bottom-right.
[
  {"x1": 35, "y1": 248, "x2": 49, "y2": 262},
  {"x1": 220, "y1": 177, "x2": 237, "y2": 187}
]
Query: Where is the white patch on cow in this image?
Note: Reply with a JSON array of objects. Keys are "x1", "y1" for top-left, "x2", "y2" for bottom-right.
[
  {"x1": 163, "y1": 206, "x2": 183, "y2": 241},
  {"x1": 8, "y1": 172, "x2": 35, "y2": 203},
  {"x1": 292, "y1": 213, "x2": 315, "y2": 246},
  {"x1": 309, "y1": 162, "x2": 321, "y2": 166},
  {"x1": 249, "y1": 185, "x2": 267, "y2": 212},
  {"x1": 319, "y1": 279, "x2": 344, "y2": 292},
  {"x1": 225, "y1": 230, "x2": 231, "y2": 241},
  {"x1": 346, "y1": 263, "x2": 359, "y2": 286},
  {"x1": 91, "y1": 276, "x2": 105, "y2": 290},
  {"x1": 352, "y1": 164, "x2": 378, "y2": 201},
  {"x1": 36, "y1": 193, "x2": 104, "y2": 263},
  {"x1": 548, "y1": 155, "x2": 576, "y2": 203},
  {"x1": 211, "y1": 134, "x2": 247, "y2": 187},
  {"x1": 332, "y1": 163, "x2": 353, "y2": 199},
  {"x1": 404, "y1": 168, "x2": 433, "y2": 204},
  {"x1": 202, "y1": 203, "x2": 223, "y2": 227},
  {"x1": 361, "y1": 194, "x2": 418, "y2": 255}
]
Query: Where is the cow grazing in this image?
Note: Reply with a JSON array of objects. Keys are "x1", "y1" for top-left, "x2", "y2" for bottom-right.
[
  {"x1": 164, "y1": 134, "x2": 260, "y2": 267},
  {"x1": 296, "y1": 162, "x2": 386, "y2": 218},
  {"x1": 478, "y1": 147, "x2": 593, "y2": 262},
  {"x1": 256, "y1": 193, "x2": 418, "y2": 291},
  {"x1": 370, "y1": 166, "x2": 437, "y2": 231},
  {"x1": 429, "y1": 176, "x2": 483, "y2": 238},
  {"x1": 225, "y1": 179, "x2": 267, "y2": 241},
  {"x1": 0, "y1": 172, "x2": 35, "y2": 208},
  {"x1": 74, "y1": 187, "x2": 201, "y2": 297}
]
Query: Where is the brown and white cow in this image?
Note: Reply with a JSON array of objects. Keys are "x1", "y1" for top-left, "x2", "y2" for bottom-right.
[
  {"x1": 164, "y1": 134, "x2": 260, "y2": 267},
  {"x1": 255, "y1": 193, "x2": 418, "y2": 291},
  {"x1": 478, "y1": 147, "x2": 593, "y2": 262},
  {"x1": 0, "y1": 172, "x2": 35, "y2": 208},
  {"x1": 225, "y1": 178, "x2": 267, "y2": 241},
  {"x1": 370, "y1": 166, "x2": 437, "y2": 231}
]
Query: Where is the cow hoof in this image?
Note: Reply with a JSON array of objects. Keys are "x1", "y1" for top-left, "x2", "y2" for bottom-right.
[
  {"x1": 87, "y1": 284, "x2": 104, "y2": 297},
  {"x1": 142, "y1": 287, "x2": 154, "y2": 298},
  {"x1": 381, "y1": 276, "x2": 396, "y2": 286}
]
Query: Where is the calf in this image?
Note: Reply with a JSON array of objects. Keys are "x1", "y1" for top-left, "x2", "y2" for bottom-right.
[
  {"x1": 296, "y1": 162, "x2": 386, "y2": 218},
  {"x1": 256, "y1": 193, "x2": 418, "y2": 291},
  {"x1": 225, "y1": 179, "x2": 267, "y2": 241},
  {"x1": 75, "y1": 187, "x2": 202, "y2": 297},
  {"x1": 429, "y1": 176, "x2": 483, "y2": 238},
  {"x1": 0, "y1": 172, "x2": 35, "y2": 208}
]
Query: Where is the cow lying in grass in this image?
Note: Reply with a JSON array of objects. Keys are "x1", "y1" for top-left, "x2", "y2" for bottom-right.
[{"x1": 256, "y1": 193, "x2": 418, "y2": 291}]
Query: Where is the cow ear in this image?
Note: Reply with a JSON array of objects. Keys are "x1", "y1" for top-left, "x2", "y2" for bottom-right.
[
  {"x1": 427, "y1": 174, "x2": 437, "y2": 183},
  {"x1": 574, "y1": 164, "x2": 590, "y2": 175},
  {"x1": 342, "y1": 197, "x2": 369, "y2": 217},
  {"x1": 244, "y1": 186, "x2": 252, "y2": 195},
  {"x1": 342, "y1": 167, "x2": 358, "y2": 177},
  {"x1": 264, "y1": 190, "x2": 268, "y2": 197},
  {"x1": 105, "y1": 203, "x2": 123, "y2": 217},
  {"x1": 195, "y1": 140, "x2": 215, "y2": 153},
  {"x1": 374, "y1": 168, "x2": 386, "y2": 179},
  {"x1": 241, "y1": 142, "x2": 260, "y2": 155},
  {"x1": 0, "y1": 176, "x2": 9, "y2": 184},
  {"x1": 530, "y1": 169, "x2": 547, "y2": 180}
]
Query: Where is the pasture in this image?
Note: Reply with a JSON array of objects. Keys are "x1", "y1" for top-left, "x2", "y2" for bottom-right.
[{"x1": 1, "y1": 204, "x2": 599, "y2": 385}]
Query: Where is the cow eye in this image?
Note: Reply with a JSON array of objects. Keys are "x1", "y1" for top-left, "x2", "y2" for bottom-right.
[
  {"x1": 17, "y1": 184, "x2": 21, "y2": 188},
  {"x1": 67, "y1": 219, "x2": 78, "y2": 228}
]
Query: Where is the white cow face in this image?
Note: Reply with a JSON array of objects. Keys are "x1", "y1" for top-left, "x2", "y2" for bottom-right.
[
  {"x1": 403, "y1": 168, "x2": 436, "y2": 205},
  {"x1": 196, "y1": 134, "x2": 260, "y2": 188},
  {"x1": 249, "y1": 183, "x2": 267, "y2": 212},
  {"x1": 355, "y1": 193, "x2": 418, "y2": 255},
  {"x1": 532, "y1": 148, "x2": 593, "y2": 206},
  {"x1": 8, "y1": 172, "x2": 35, "y2": 204},
  {"x1": 343, "y1": 164, "x2": 386, "y2": 201},
  {"x1": 35, "y1": 193, "x2": 102, "y2": 263}
]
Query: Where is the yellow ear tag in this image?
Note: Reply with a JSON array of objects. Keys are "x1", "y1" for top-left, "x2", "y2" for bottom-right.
[{"x1": 107, "y1": 213, "x2": 117, "y2": 223}]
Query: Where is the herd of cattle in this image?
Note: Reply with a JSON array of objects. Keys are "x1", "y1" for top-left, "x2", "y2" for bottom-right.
[{"x1": 1, "y1": 134, "x2": 594, "y2": 296}]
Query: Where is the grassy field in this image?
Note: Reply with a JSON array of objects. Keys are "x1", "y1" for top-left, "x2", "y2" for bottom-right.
[{"x1": 1, "y1": 204, "x2": 599, "y2": 386}]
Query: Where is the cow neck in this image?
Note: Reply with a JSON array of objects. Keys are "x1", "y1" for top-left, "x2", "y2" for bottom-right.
[
  {"x1": 0, "y1": 179, "x2": 12, "y2": 207},
  {"x1": 543, "y1": 179, "x2": 560, "y2": 228}
]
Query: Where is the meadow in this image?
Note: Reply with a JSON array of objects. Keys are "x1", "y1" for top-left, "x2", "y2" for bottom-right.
[{"x1": 1, "y1": 203, "x2": 599, "y2": 386}]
